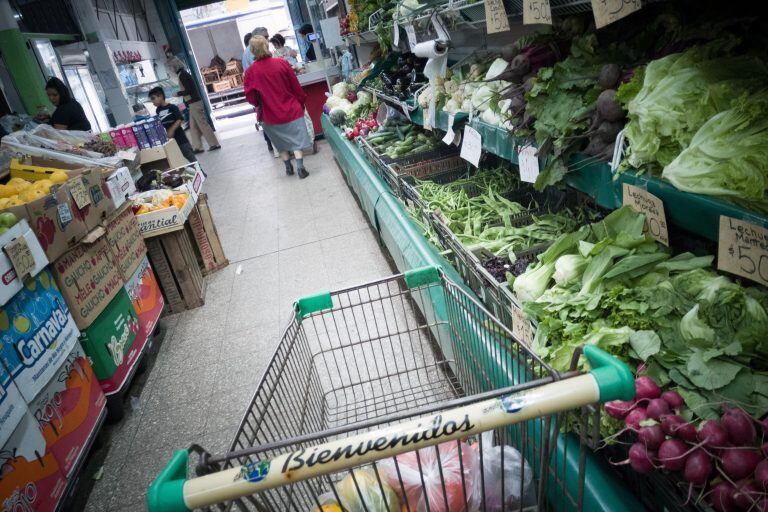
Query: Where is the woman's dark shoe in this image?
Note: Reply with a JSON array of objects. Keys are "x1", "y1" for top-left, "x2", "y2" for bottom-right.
[
  {"x1": 209, "y1": 145, "x2": 222, "y2": 151},
  {"x1": 297, "y1": 167, "x2": 309, "y2": 179},
  {"x1": 284, "y1": 162, "x2": 295, "y2": 175},
  {"x1": 193, "y1": 148, "x2": 204, "y2": 154}
]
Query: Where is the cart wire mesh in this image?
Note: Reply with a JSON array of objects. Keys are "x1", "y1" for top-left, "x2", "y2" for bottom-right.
[{"x1": 194, "y1": 270, "x2": 589, "y2": 511}]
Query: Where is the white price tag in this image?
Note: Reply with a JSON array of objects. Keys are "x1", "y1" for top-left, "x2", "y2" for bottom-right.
[
  {"x1": 622, "y1": 184, "x2": 669, "y2": 246},
  {"x1": 523, "y1": 0, "x2": 552, "y2": 24},
  {"x1": 393, "y1": 21, "x2": 400, "y2": 46},
  {"x1": 69, "y1": 176, "x2": 91, "y2": 209},
  {"x1": 590, "y1": 0, "x2": 642, "y2": 29},
  {"x1": 484, "y1": 0, "x2": 511, "y2": 33},
  {"x1": 405, "y1": 24, "x2": 417, "y2": 49},
  {"x1": 3, "y1": 236, "x2": 35, "y2": 279},
  {"x1": 718, "y1": 216, "x2": 768, "y2": 287},
  {"x1": 460, "y1": 125, "x2": 482, "y2": 167},
  {"x1": 510, "y1": 303, "x2": 534, "y2": 346},
  {"x1": 518, "y1": 145, "x2": 540, "y2": 183},
  {"x1": 58, "y1": 203, "x2": 73, "y2": 224},
  {"x1": 441, "y1": 113, "x2": 456, "y2": 145}
]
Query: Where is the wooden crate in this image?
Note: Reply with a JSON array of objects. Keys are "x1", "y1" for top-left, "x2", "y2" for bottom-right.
[
  {"x1": 146, "y1": 229, "x2": 206, "y2": 314},
  {"x1": 228, "y1": 74, "x2": 243, "y2": 87},
  {"x1": 201, "y1": 67, "x2": 220, "y2": 83},
  {"x1": 211, "y1": 79, "x2": 232, "y2": 92},
  {"x1": 225, "y1": 60, "x2": 243, "y2": 74},
  {"x1": 187, "y1": 193, "x2": 228, "y2": 275}
]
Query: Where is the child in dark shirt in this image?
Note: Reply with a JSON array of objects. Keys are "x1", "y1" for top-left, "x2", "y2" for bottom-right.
[{"x1": 148, "y1": 86, "x2": 196, "y2": 163}]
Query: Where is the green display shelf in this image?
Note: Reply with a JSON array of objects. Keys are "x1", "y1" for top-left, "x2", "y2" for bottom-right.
[{"x1": 323, "y1": 114, "x2": 643, "y2": 512}]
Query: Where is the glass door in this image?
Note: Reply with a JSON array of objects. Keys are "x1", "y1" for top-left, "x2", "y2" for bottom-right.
[
  {"x1": 30, "y1": 39, "x2": 65, "y2": 82},
  {"x1": 64, "y1": 66, "x2": 110, "y2": 132}
]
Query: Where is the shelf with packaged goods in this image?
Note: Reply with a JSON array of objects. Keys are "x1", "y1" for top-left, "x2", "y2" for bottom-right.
[{"x1": 406, "y1": 105, "x2": 768, "y2": 242}]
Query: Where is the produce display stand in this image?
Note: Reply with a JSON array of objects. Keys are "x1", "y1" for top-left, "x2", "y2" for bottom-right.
[
  {"x1": 145, "y1": 228, "x2": 207, "y2": 314},
  {"x1": 187, "y1": 193, "x2": 229, "y2": 275},
  {"x1": 322, "y1": 114, "x2": 642, "y2": 512}
]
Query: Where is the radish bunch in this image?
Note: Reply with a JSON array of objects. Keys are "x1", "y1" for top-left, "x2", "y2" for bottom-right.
[{"x1": 605, "y1": 376, "x2": 768, "y2": 511}]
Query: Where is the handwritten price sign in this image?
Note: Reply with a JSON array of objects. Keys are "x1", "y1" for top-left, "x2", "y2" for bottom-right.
[
  {"x1": 622, "y1": 184, "x2": 669, "y2": 246},
  {"x1": 523, "y1": 0, "x2": 552, "y2": 25},
  {"x1": 484, "y1": 0, "x2": 510, "y2": 34},
  {"x1": 718, "y1": 216, "x2": 768, "y2": 287},
  {"x1": 69, "y1": 176, "x2": 91, "y2": 209},
  {"x1": 518, "y1": 145, "x2": 540, "y2": 184},
  {"x1": 510, "y1": 303, "x2": 534, "y2": 347},
  {"x1": 590, "y1": 0, "x2": 642, "y2": 29},
  {"x1": 460, "y1": 125, "x2": 482, "y2": 167},
  {"x1": 4, "y1": 236, "x2": 35, "y2": 279}
]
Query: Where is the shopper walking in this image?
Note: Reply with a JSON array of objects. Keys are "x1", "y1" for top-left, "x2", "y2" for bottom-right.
[
  {"x1": 39, "y1": 77, "x2": 91, "y2": 131},
  {"x1": 243, "y1": 27, "x2": 278, "y2": 157},
  {"x1": 244, "y1": 36, "x2": 311, "y2": 179},
  {"x1": 167, "y1": 56, "x2": 221, "y2": 153}
]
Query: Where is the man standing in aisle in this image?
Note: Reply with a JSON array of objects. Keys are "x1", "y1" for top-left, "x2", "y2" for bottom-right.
[
  {"x1": 243, "y1": 26, "x2": 278, "y2": 157},
  {"x1": 168, "y1": 56, "x2": 221, "y2": 153}
]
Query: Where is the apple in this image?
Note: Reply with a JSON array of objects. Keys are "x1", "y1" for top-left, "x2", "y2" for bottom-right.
[{"x1": 0, "y1": 212, "x2": 17, "y2": 228}]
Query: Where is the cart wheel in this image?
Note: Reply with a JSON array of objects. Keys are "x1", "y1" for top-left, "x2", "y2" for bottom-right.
[{"x1": 106, "y1": 397, "x2": 125, "y2": 424}]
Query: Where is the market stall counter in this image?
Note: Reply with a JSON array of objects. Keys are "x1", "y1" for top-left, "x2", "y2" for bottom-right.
[{"x1": 297, "y1": 63, "x2": 340, "y2": 137}]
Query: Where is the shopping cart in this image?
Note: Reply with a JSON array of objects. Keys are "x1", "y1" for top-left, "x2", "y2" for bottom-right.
[{"x1": 148, "y1": 266, "x2": 634, "y2": 512}]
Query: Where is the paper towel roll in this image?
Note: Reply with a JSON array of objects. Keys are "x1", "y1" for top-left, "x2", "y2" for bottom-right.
[{"x1": 412, "y1": 40, "x2": 447, "y2": 59}]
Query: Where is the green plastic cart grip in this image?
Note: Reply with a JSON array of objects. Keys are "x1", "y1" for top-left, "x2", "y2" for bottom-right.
[
  {"x1": 147, "y1": 450, "x2": 191, "y2": 512},
  {"x1": 404, "y1": 265, "x2": 441, "y2": 288},
  {"x1": 584, "y1": 345, "x2": 635, "y2": 402},
  {"x1": 295, "y1": 292, "x2": 333, "y2": 319}
]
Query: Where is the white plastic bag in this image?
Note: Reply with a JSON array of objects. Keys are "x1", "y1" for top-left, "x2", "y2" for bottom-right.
[
  {"x1": 478, "y1": 431, "x2": 535, "y2": 512},
  {"x1": 380, "y1": 441, "x2": 480, "y2": 512}
]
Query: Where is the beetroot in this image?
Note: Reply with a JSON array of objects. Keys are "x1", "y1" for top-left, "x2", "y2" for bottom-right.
[
  {"x1": 723, "y1": 408, "x2": 757, "y2": 446},
  {"x1": 721, "y1": 448, "x2": 762, "y2": 481},
  {"x1": 509, "y1": 54, "x2": 531, "y2": 77},
  {"x1": 710, "y1": 482, "x2": 736, "y2": 512},
  {"x1": 658, "y1": 438, "x2": 688, "y2": 471},
  {"x1": 699, "y1": 420, "x2": 729, "y2": 448},
  {"x1": 661, "y1": 390, "x2": 685, "y2": 410},
  {"x1": 605, "y1": 400, "x2": 634, "y2": 419},
  {"x1": 646, "y1": 398, "x2": 671, "y2": 420},
  {"x1": 625, "y1": 407, "x2": 648, "y2": 430},
  {"x1": 635, "y1": 376, "x2": 661, "y2": 401},
  {"x1": 732, "y1": 481, "x2": 762, "y2": 510},
  {"x1": 598, "y1": 63, "x2": 621, "y2": 90},
  {"x1": 638, "y1": 424, "x2": 665, "y2": 450},
  {"x1": 682, "y1": 449, "x2": 712, "y2": 486},
  {"x1": 500, "y1": 43, "x2": 518, "y2": 62},
  {"x1": 756, "y1": 460, "x2": 768, "y2": 490},
  {"x1": 628, "y1": 442, "x2": 655, "y2": 473},
  {"x1": 596, "y1": 89, "x2": 625, "y2": 122}
]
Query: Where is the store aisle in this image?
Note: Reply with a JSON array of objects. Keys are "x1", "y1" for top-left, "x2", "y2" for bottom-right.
[{"x1": 80, "y1": 132, "x2": 394, "y2": 511}]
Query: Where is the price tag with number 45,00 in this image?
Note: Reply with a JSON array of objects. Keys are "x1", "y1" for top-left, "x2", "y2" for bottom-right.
[{"x1": 718, "y1": 216, "x2": 768, "y2": 287}]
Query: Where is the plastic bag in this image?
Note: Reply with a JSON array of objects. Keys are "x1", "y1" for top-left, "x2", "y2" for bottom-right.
[
  {"x1": 336, "y1": 469, "x2": 400, "y2": 512},
  {"x1": 380, "y1": 441, "x2": 480, "y2": 512},
  {"x1": 478, "y1": 431, "x2": 535, "y2": 512}
]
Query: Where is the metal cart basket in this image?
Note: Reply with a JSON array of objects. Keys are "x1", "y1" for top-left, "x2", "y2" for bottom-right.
[{"x1": 149, "y1": 267, "x2": 634, "y2": 512}]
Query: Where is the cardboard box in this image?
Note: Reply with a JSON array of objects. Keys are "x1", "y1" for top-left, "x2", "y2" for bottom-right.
[
  {"x1": 133, "y1": 190, "x2": 195, "y2": 237},
  {"x1": 139, "y1": 139, "x2": 188, "y2": 171},
  {"x1": 132, "y1": 122, "x2": 151, "y2": 149},
  {"x1": 25, "y1": 184, "x2": 88, "y2": 262},
  {"x1": 78, "y1": 288, "x2": 141, "y2": 395},
  {"x1": 0, "y1": 364, "x2": 26, "y2": 448},
  {"x1": 104, "y1": 166, "x2": 137, "y2": 210},
  {"x1": 0, "y1": 268, "x2": 79, "y2": 403},
  {"x1": 0, "y1": 412, "x2": 68, "y2": 512},
  {"x1": 28, "y1": 343, "x2": 106, "y2": 477},
  {"x1": 0, "y1": 219, "x2": 49, "y2": 306},
  {"x1": 64, "y1": 168, "x2": 116, "y2": 233},
  {"x1": 119, "y1": 126, "x2": 139, "y2": 148},
  {"x1": 125, "y1": 256, "x2": 164, "y2": 337},
  {"x1": 51, "y1": 235, "x2": 123, "y2": 330},
  {"x1": 104, "y1": 205, "x2": 146, "y2": 281}
]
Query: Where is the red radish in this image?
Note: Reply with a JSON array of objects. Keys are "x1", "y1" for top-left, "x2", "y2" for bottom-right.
[
  {"x1": 763, "y1": 443, "x2": 768, "y2": 458},
  {"x1": 674, "y1": 421, "x2": 698, "y2": 443},
  {"x1": 682, "y1": 449, "x2": 712, "y2": 486},
  {"x1": 661, "y1": 390, "x2": 685, "y2": 410},
  {"x1": 635, "y1": 376, "x2": 662, "y2": 400},
  {"x1": 710, "y1": 482, "x2": 736, "y2": 512},
  {"x1": 760, "y1": 418, "x2": 768, "y2": 436},
  {"x1": 662, "y1": 415, "x2": 684, "y2": 436},
  {"x1": 638, "y1": 424, "x2": 665, "y2": 450},
  {"x1": 757, "y1": 500, "x2": 768, "y2": 512},
  {"x1": 647, "y1": 398, "x2": 671, "y2": 420},
  {"x1": 699, "y1": 420, "x2": 729, "y2": 448},
  {"x1": 723, "y1": 408, "x2": 757, "y2": 446},
  {"x1": 605, "y1": 400, "x2": 635, "y2": 419},
  {"x1": 721, "y1": 448, "x2": 761, "y2": 481},
  {"x1": 757, "y1": 461, "x2": 768, "y2": 490},
  {"x1": 658, "y1": 438, "x2": 689, "y2": 471},
  {"x1": 625, "y1": 407, "x2": 648, "y2": 430},
  {"x1": 732, "y1": 481, "x2": 762, "y2": 510},
  {"x1": 628, "y1": 442, "x2": 655, "y2": 473}
]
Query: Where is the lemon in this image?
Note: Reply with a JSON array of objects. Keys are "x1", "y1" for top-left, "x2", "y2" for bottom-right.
[
  {"x1": 8, "y1": 177, "x2": 27, "y2": 185},
  {"x1": 0, "y1": 310, "x2": 9, "y2": 331},
  {"x1": 0, "y1": 184, "x2": 15, "y2": 199},
  {"x1": 34, "y1": 179, "x2": 54, "y2": 191},
  {"x1": 0, "y1": 198, "x2": 10, "y2": 209},
  {"x1": 49, "y1": 171, "x2": 69, "y2": 184},
  {"x1": 5, "y1": 197, "x2": 23, "y2": 207},
  {"x1": 39, "y1": 272, "x2": 50, "y2": 289},
  {"x1": 13, "y1": 315, "x2": 30, "y2": 333},
  {"x1": 19, "y1": 187, "x2": 45, "y2": 203}
]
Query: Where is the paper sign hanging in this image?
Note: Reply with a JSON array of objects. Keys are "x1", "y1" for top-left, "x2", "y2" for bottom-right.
[
  {"x1": 4, "y1": 236, "x2": 35, "y2": 279},
  {"x1": 518, "y1": 145, "x2": 539, "y2": 183},
  {"x1": 590, "y1": 0, "x2": 642, "y2": 29},
  {"x1": 393, "y1": 21, "x2": 400, "y2": 46},
  {"x1": 484, "y1": 0, "x2": 510, "y2": 33},
  {"x1": 523, "y1": 0, "x2": 552, "y2": 24},
  {"x1": 69, "y1": 176, "x2": 91, "y2": 209},
  {"x1": 622, "y1": 184, "x2": 669, "y2": 246},
  {"x1": 510, "y1": 303, "x2": 534, "y2": 347},
  {"x1": 460, "y1": 125, "x2": 482, "y2": 167},
  {"x1": 442, "y1": 113, "x2": 456, "y2": 145},
  {"x1": 405, "y1": 24, "x2": 417, "y2": 49},
  {"x1": 718, "y1": 216, "x2": 768, "y2": 287}
]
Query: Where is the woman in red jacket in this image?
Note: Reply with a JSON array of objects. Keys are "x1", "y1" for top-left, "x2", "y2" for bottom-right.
[{"x1": 244, "y1": 36, "x2": 311, "y2": 179}]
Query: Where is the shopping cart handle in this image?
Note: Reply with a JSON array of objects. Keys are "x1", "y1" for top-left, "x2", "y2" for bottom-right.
[
  {"x1": 584, "y1": 345, "x2": 635, "y2": 403},
  {"x1": 147, "y1": 450, "x2": 191, "y2": 512}
]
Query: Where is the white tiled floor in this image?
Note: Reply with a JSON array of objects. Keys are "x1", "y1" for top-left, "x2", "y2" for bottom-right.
[{"x1": 77, "y1": 127, "x2": 394, "y2": 511}]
